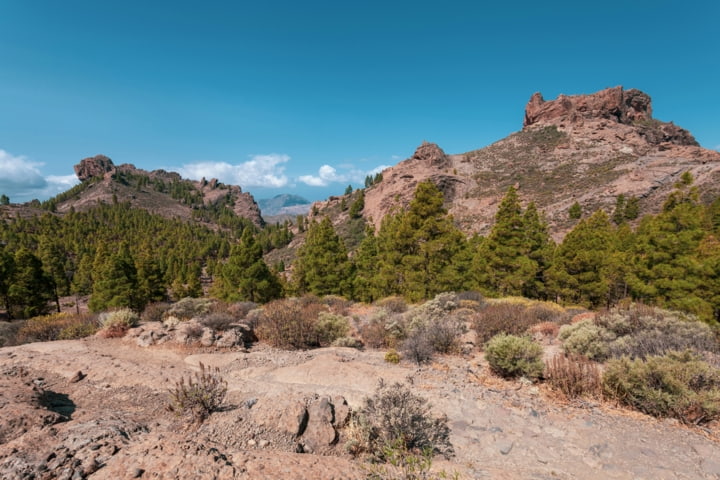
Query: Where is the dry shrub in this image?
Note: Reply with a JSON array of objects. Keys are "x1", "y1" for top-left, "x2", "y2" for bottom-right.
[
  {"x1": 376, "y1": 296, "x2": 408, "y2": 314},
  {"x1": 384, "y1": 349, "x2": 401, "y2": 364},
  {"x1": 199, "y1": 312, "x2": 235, "y2": 332},
  {"x1": 359, "y1": 309, "x2": 405, "y2": 349},
  {"x1": 226, "y1": 301, "x2": 258, "y2": 319},
  {"x1": 545, "y1": 354, "x2": 601, "y2": 399},
  {"x1": 164, "y1": 297, "x2": 215, "y2": 322},
  {"x1": 167, "y1": 362, "x2": 228, "y2": 423},
  {"x1": 344, "y1": 382, "x2": 453, "y2": 459},
  {"x1": 530, "y1": 321, "x2": 560, "y2": 339},
  {"x1": 141, "y1": 302, "x2": 171, "y2": 323},
  {"x1": 98, "y1": 308, "x2": 139, "y2": 338},
  {"x1": 472, "y1": 302, "x2": 531, "y2": 344},
  {"x1": 322, "y1": 295, "x2": 351, "y2": 315},
  {"x1": 17, "y1": 313, "x2": 97, "y2": 344},
  {"x1": 255, "y1": 296, "x2": 328, "y2": 349},
  {"x1": 401, "y1": 331, "x2": 434, "y2": 365}
]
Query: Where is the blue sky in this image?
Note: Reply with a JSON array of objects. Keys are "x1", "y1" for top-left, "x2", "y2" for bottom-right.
[{"x1": 1, "y1": 0, "x2": 718, "y2": 203}]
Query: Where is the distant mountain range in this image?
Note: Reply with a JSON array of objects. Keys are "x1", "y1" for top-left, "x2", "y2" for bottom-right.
[{"x1": 257, "y1": 194, "x2": 312, "y2": 217}]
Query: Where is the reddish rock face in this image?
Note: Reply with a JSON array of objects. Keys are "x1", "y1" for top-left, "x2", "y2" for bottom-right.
[
  {"x1": 411, "y1": 141, "x2": 450, "y2": 169},
  {"x1": 74, "y1": 155, "x2": 115, "y2": 181},
  {"x1": 523, "y1": 86, "x2": 653, "y2": 127}
]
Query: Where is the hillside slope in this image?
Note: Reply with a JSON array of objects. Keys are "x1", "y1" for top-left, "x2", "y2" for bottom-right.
[{"x1": 314, "y1": 86, "x2": 720, "y2": 240}]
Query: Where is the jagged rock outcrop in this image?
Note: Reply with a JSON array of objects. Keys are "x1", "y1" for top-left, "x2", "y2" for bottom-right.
[
  {"x1": 523, "y1": 86, "x2": 652, "y2": 128},
  {"x1": 74, "y1": 155, "x2": 116, "y2": 181},
  {"x1": 523, "y1": 86, "x2": 698, "y2": 147},
  {"x1": 411, "y1": 141, "x2": 450, "y2": 169}
]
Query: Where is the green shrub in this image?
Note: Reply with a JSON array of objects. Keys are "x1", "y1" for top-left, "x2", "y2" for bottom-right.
[
  {"x1": 602, "y1": 351, "x2": 720, "y2": 425},
  {"x1": 99, "y1": 308, "x2": 140, "y2": 338},
  {"x1": 315, "y1": 311, "x2": 350, "y2": 346},
  {"x1": 332, "y1": 336, "x2": 363, "y2": 348},
  {"x1": 558, "y1": 320, "x2": 614, "y2": 361},
  {"x1": 484, "y1": 334, "x2": 544, "y2": 380},
  {"x1": 58, "y1": 322, "x2": 98, "y2": 340},
  {"x1": 167, "y1": 362, "x2": 228, "y2": 423},
  {"x1": 364, "y1": 438, "x2": 458, "y2": 480},
  {"x1": 559, "y1": 306, "x2": 718, "y2": 361},
  {"x1": 384, "y1": 349, "x2": 401, "y2": 364},
  {"x1": 545, "y1": 354, "x2": 602, "y2": 399},
  {"x1": 345, "y1": 382, "x2": 452, "y2": 460},
  {"x1": 164, "y1": 297, "x2": 215, "y2": 322}
]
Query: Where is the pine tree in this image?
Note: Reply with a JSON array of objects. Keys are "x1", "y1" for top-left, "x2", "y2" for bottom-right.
[
  {"x1": 7, "y1": 248, "x2": 54, "y2": 318},
  {"x1": 612, "y1": 194, "x2": 627, "y2": 225},
  {"x1": 473, "y1": 187, "x2": 552, "y2": 297},
  {"x1": 89, "y1": 246, "x2": 138, "y2": 312},
  {"x1": 293, "y1": 217, "x2": 353, "y2": 297},
  {"x1": 0, "y1": 246, "x2": 15, "y2": 316},
  {"x1": 212, "y1": 228, "x2": 282, "y2": 303},
  {"x1": 374, "y1": 181, "x2": 467, "y2": 301},
  {"x1": 568, "y1": 201, "x2": 582, "y2": 219},
  {"x1": 349, "y1": 189, "x2": 365, "y2": 219},
  {"x1": 626, "y1": 175, "x2": 714, "y2": 321},
  {"x1": 546, "y1": 210, "x2": 618, "y2": 308},
  {"x1": 352, "y1": 225, "x2": 381, "y2": 303}
]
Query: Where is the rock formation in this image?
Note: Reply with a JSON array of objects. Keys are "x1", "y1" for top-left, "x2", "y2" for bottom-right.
[{"x1": 74, "y1": 155, "x2": 116, "y2": 181}]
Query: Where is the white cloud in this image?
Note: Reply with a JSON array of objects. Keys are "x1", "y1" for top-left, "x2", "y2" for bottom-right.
[
  {"x1": 179, "y1": 154, "x2": 290, "y2": 188},
  {"x1": 0, "y1": 150, "x2": 80, "y2": 202},
  {"x1": 299, "y1": 163, "x2": 391, "y2": 187}
]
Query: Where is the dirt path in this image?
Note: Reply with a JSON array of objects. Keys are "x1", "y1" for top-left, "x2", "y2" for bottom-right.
[{"x1": 1, "y1": 337, "x2": 719, "y2": 479}]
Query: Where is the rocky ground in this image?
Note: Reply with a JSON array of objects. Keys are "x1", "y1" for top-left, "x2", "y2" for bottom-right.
[{"x1": 1, "y1": 334, "x2": 719, "y2": 479}]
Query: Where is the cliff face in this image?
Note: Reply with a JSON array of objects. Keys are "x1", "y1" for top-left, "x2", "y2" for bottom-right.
[
  {"x1": 322, "y1": 87, "x2": 720, "y2": 241},
  {"x1": 63, "y1": 155, "x2": 264, "y2": 227}
]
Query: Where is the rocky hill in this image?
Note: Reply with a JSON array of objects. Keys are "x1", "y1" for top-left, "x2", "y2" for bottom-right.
[
  {"x1": 313, "y1": 86, "x2": 720, "y2": 240},
  {"x1": 52, "y1": 155, "x2": 264, "y2": 226}
]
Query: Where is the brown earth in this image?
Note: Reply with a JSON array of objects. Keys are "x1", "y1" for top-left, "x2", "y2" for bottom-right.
[{"x1": 2, "y1": 334, "x2": 719, "y2": 479}]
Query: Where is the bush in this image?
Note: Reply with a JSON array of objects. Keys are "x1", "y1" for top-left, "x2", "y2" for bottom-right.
[
  {"x1": 98, "y1": 308, "x2": 139, "y2": 338},
  {"x1": 226, "y1": 301, "x2": 258, "y2": 319},
  {"x1": 559, "y1": 306, "x2": 718, "y2": 361},
  {"x1": 558, "y1": 320, "x2": 614, "y2": 361},
  {"x1": 602, "y1": 351, "x2": 720, "y2": 425},
  {"x1": 377, "y1": 296, "x2": 408, "y2": 314},
  {"x1": 141, "y1": 302, "x2": 171, "y2": 323},
  {"x1": 545, "y1": 354, "x2": 602, "y2": 399},
  {"x1": 471, "y1": 302, "x2": 532, "y2": 344},
  {"x1": 167, "y1": 362, "x2": 228, "y2": 423},
  {"x1": 255, "y1": 296, "x2": 328, "y2": 349},
  {"x1": 332, "y1": 336, "x2": 363, "y2": 349},
  {"x1": 384, "y1": 349, "x2": 401, "y2": 364},
  {"x1": 315, "y1": 312, "x2": 350, "y2": 346},
  {"x1": 345, "y1": 382, "x2": 453, "y2": 459},
  {"x1": 322, "y1": 295, "x2": 352, "y2": 314},
  {"x1": 164, "y1": 297, "x2": 215, "y2": 322},
  {"x1": 360, "y1": 309, "x2": 406, "y2": 349},
  {"x1": 401, "y1": 330, "x2": 435, "y2": 365},
  {"x1": 364, "y1": 438, "x2": 456, "y2": 480},
  {"x1": 425, "y1": 316, "x2": 465, "y2": 354},
  {"x1": 16, "y1": 313, "x2": 97, "y2": 344},
  {"x1": 199, "y1": 312, "x2": 236, "y2": 332},
  {"x1": 484, "y1": 334, "x2": 544, "y2": 380}
]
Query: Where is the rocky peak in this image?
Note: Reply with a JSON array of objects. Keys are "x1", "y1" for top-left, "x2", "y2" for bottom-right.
[
  {"x1": 523, "y1": 86, "x2": 698, "y2": 147},
  {"x1": 411, "y1": 141, "x2": 450, "y2": 169},
  {"x1": 74, "y1": 155, "x2": 116, "y2": 181},
  {"x1": 523, "y1": 86, "x2": 653, "y2": 128}
]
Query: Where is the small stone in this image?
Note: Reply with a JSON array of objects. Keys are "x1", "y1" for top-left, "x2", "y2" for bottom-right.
[
  {"x1": 129, "y1": 467, "x2": 145, "y2": 478},
  {"x1": 69, "y1": 371, "x2": 85, "y2": 383},
  {"x1": 498, "y1": 441, "x2": 514, "y2": 455},
  {"x1": 258, "y1": 440, "x2": 269, "y2": 448},
  {"x1": 247, "y1": 439, "x2": 256, "y2": 447}
]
